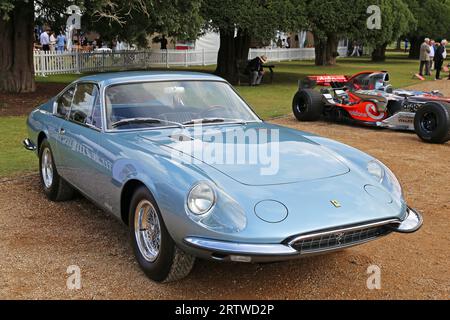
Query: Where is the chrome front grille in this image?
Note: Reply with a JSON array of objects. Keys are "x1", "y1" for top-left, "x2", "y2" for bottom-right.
[{"x1": 289, "y1": 224, "x2": 394, "y2": 254}]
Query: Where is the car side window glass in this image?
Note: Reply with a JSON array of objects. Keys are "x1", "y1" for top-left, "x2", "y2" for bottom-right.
[
  {"x1": 69, "y1": 83, "x2": 98, "y2": 126},
  {"x1": 87, "y1": 95, "x2": 103, "y2": 130},
  {"x1": 56, "y1": 86, "x2": 75, "y2": 118}
]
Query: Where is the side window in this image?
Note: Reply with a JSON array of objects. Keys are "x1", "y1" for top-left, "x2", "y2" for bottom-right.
[
  {"x1": 69, "y1": 83, "x2": 98, "y2": 125},
  {"x1": 56, "y1": 86, "x2": 75, "y2": 118},
  {"x1": 87, "y1": 96, "x2": 103, "y2": 130}
]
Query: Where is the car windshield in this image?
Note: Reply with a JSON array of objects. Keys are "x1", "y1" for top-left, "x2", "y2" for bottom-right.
[{"x1": 105, "y1": 80, "x2": 259, "y2": 130}]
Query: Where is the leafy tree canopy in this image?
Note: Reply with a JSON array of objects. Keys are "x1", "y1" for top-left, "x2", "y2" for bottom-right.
[
  {"x1": 356, "y1": 0, "x2": 416, "y2": 45},
  {"x1": 202, "y1": 0, "x2": 307, "y2": 42},
  {"x1": 304, "y1": 0, "x2": 367, "y2": 40},
  {"x1": 1, "y1": 0, "x2": 203, "y2": 46},
  {"x1": 401, "y1": 0, "x2": 450, "y2": 58},
  {"x1": 405, "y1": 0, "x2": 450, "y2": 40}
]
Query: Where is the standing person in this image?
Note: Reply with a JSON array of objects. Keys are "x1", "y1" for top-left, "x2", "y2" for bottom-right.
[
  {"x1": 351, "y1": 41, "x2": 360, "y2": 57},
  {"x1": 429, "y1": 39, "x2": 436, "y2": 71},
  {"x1": 56, "y1": 31, "x2": 66, "y2": 53},
  {"x1": 419, "y1": 38, "x2": 431, "y2": 76},
  {"x1": 49, "y1": 31, "x2": 57, "y2": 51},
  {"x1": 347, "y1": 40, "x2": 353, "y2": 56},
  {"x1": 276, "y1": 37, "x2": 282, "y2": 48},
  {"x1": 286, "y1": 37, "x2": 291, "y2": 49},
  {"x1": 247, "y1": 55, "x2": 268, "y2": 86},
  {"x1": 404, "y1": 38, "x2": 409, "y2": 53},
  {"x1": 351, "y1": 42, "x2": 360, "y2": 57},
  {"x1": 160, "y1": 35, "x2": 168, "y2": 50},
  {"x1": 435, "y1": 40, "x2": 447, "y2": 80},
  {"x1": 40, "y1": 29, "x2": 50, "y2": 52}
]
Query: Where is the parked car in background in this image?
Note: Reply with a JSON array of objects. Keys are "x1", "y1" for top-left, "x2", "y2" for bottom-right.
[{"x1": 24, "y1": 72, "x2": 422, "y2": 282}]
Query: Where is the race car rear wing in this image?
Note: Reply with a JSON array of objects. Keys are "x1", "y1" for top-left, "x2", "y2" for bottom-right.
[{"x1": 299, "y1": 75, "x2": 349, "y2": 89}]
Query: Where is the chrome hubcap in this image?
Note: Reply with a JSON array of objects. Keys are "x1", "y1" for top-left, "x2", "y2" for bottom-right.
[
  {"x1": 134, "y1": 200, "x2": 161, "y2": 262},
  {"x1": 41, "y1": 148, "x2": 54, "y2": 188}
]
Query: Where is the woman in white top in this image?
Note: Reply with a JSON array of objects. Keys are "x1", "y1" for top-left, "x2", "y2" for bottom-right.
[{"x1": 49, "y1": 32, "x2": 57, "y2": 51}]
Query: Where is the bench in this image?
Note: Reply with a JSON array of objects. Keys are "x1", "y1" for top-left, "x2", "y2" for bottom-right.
[{"x1": 262, "y1": 64, "x2": 275, "y2": 84}]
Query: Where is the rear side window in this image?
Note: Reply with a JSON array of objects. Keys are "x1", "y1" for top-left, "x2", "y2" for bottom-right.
[
  {"x1": 69, "y1": 83, "x2": 99, "y2": 125},
  {"x1": 56, "y1": 86, "x2": 75, "y2": 118}
]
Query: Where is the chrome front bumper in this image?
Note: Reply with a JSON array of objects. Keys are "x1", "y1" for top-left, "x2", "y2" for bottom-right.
[{"x1": 183, "y1": 207, "x2": 423, "y2": 263}]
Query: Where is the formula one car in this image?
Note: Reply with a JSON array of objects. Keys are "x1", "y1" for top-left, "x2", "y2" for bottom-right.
[{"x1": 292, "y1": 71, "x2": 450, "y2": 143}]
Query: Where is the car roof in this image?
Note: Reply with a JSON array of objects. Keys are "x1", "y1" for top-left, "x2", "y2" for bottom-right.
[{"x1": 76, "y1": 71, "x2": 226, "y2": 86}]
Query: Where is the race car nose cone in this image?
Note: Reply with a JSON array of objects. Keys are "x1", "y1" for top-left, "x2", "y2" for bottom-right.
[
  {"x1": 364, "y1": 185, "x2": 393, "y2": 204},
  {"x1": 254, "y1": 200, "x2": 288, "y2": 223}
]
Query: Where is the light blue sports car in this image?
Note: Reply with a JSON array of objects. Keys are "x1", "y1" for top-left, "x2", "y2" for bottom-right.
[{"x1": 23, "y1": 71, "x2": 422, "y2": 282}]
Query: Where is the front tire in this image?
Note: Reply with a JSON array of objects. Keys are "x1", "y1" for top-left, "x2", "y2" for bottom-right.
[
  {"x1": 39, "y1": 139, "x2": 75, "y2": 201},
  {"x1": 414, "y1": 102, "x2": 450, "y2": 143},
  {"x1": 292, "y1": 89, "x2": 324, "y2": 121},
  {"x1": 129, "y1": 186, "x2": 195, "y2": 282}
]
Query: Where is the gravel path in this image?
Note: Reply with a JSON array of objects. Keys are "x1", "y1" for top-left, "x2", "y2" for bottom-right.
[{"x1": 1, "y1": 116, "x2": 449, "y2": 300}]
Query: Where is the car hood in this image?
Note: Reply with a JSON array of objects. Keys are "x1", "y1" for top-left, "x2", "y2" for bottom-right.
[{"x1": 138, "y1": 123, "x2": 350, "y2": 186}]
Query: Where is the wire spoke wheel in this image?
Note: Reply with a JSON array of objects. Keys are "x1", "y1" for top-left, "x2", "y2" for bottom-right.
[
  {"x1": 41, "y1": 148, "x2": 54, "y2": 188},
  {"x1": 134, "y1": 199, "x2": 162, "y2": 262}
]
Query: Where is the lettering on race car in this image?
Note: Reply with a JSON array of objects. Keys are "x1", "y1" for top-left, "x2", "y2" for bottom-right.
[
  {"x1": 398, "y1": 116, "x2": 413, "y2": 124},
  {"x1": 402, "y1": 102, "x2": 423, "y2": 113},
  {"x1": 309, "y1": 75, "x2": 348, "y2": 85},
  {"x1": 348, "y1": 104, "x2": 385, "y2": 120},
  {"x1": 349, "y1": 110, "x2": 368, "y2": 118}
]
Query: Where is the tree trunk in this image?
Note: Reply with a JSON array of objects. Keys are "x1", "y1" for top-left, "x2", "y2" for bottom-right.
[
  {"x1": 371, "y1": 43, "x2": 388, "y2": 62},
  {"x1": 0, "y1": 0, "x2": 36, "y2": 93},
  {"x1": 313, "y1": 33, "x2": 326, "y2": 66},
  {"x1": 215, "y1": 29, "x2": 250, "y2": 85},
  {"x1": 325, "y1": 33, "x2": 338, "y2": 65},
  {"x1": 235, "y1": 29, "x2": 250, "y2": 64},
  {"x1": 396, "y1": 38, "x2": 401, "y2": 50},
  {"x1": 408, "y1": 36, "x2": 421, "y2": 59}
]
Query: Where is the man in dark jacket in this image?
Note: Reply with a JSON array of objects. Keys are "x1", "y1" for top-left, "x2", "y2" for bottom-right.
[
  {"x1": 160, "y1": 35, "x2": 168, "y2": 50},
  {"x1": 247, "y1": 55, "x2": 268, "y2": 86},
  {"x1": 434, "y1": 40, "x2": 447, "y2": 80}
]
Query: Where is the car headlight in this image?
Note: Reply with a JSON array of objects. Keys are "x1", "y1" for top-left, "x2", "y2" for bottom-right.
[
  {"x1": 367, "y1": 160, "x2": 403, "y2": 199},
  {"x1": 382, "y1": 163, "x2": 403, "y2": 199},
  {"x1": 187, "y1": 182, "x2": 216, "y2": 215},
  {"x1": 367, "y1": 160, "x2": 384, "y2": 182}
]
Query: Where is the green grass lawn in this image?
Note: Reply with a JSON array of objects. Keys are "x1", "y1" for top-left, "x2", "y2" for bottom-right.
[
  {"x1": 1, "y1": 53, "x2": 428, "y2": 177},
  {"x1": 0, "y1": 116, "x2": 37, "y2": 177}
]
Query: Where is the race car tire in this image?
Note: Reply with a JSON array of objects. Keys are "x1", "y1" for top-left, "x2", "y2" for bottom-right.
[
  {"x1": 292, "y1": 89, "x2": 324, "y2": 121},
  {"x1": 414, "y1": 102, "x2": 450, "y2": 144}
]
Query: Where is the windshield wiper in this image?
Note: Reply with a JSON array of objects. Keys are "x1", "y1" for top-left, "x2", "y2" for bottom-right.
[
  {"x1": 182, "y1": 118, "x2": 248, "y2": 126},
  {"x1": 111, "y1": 117, "x2": 184, "y2": 129}
]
